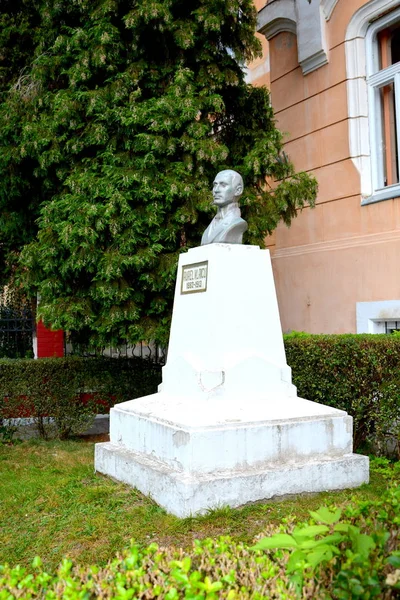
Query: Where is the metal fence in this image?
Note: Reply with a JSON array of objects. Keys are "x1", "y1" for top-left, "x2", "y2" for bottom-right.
[
  {"x1": 65, "y1": 340, "x2": 166, "y2": 365},
  {"x1": 0, "y1": 304, "x2": 35, "y2": 359}
]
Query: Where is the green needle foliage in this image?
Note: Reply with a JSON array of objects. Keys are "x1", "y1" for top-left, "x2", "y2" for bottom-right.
[{"x1": 0, "y1": 0, "x2": 317, "y2": 347}]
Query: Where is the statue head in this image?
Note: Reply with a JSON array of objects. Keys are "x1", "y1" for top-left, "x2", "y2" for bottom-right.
[{"x1": 212, "y1": 170, "x2": 243, "y2": 208}]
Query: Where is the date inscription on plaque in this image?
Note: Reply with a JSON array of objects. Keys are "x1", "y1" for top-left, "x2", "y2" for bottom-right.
[{"x1": 181, "y1": 261, "x2": 208, "y2": 294}]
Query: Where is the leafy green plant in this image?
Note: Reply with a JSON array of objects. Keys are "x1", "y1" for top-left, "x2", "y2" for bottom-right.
[
  {"x1": 253, "y1": 507, "x2": 348, "y2": 594},
  {"x1": 0, "y1": 422, "x2": 19, "y2": 444},
  {"x1": 0, "y1": 538, "x2": 293, "y2": 599},
  {"x1": 253, "y1": 486, "x2": 400, "y2": 599},
  {"x1": 1, "y1": 501, "x2": 399, "y2": 600}
]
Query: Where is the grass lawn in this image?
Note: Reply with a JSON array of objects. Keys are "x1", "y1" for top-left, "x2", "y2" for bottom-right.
[{"x1": 0, "y1": 436, "x2": 398, "y2": 571}]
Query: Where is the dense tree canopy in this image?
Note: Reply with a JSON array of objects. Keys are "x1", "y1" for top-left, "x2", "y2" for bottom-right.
[{"x1": 0, "y1": 0, "x2": 317, "y2": 347}]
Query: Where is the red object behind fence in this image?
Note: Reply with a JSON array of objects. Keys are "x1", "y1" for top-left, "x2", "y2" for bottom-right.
[{"x1": 37, "y1": 320, "x2": 64, "y2": 358}]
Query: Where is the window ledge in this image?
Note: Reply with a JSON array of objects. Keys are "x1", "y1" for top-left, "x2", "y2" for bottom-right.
[{"x1": 361, "y1": 184, "x2": 400, "y2": 205}]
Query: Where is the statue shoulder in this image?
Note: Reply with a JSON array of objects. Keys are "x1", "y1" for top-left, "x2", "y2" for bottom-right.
[{"x1": 213, "y1": 217, "x2": 247, "y2": 244}]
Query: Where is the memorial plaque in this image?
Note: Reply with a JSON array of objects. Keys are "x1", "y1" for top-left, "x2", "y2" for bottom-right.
[{"x1": 181, "y1": 261, "x2": 208, "y2": 294}]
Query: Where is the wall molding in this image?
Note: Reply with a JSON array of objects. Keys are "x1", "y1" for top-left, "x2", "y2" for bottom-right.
[
  {"x1": 321, "y1": 0, "x2": 339, "y2": 20},
  {"x1": 272, "y1": 229, "x2": 400, "y2": 259},
  {"x1": 257, "y1": 0, "x2": 329, "y2": 75},
  {"x1": 258, "y1": 0, "x2": 297, "y2": 38},
  {"x1": 300, "y1": 49, "x2": 329, "y2": 75},
  {"x1": 346, "y1": 0, "x2": 400, "y2": 40},
  {"x1": 259, "y1": 17, "x2": 297, "y2": 39}
]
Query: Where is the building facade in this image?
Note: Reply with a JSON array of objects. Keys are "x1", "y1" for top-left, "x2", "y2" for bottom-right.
[{"x1": 248, "y1": 0, "x2": 400, "y2": 334}]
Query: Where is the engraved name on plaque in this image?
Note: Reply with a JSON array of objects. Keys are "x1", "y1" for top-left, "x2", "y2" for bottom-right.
[{"x1": 181, "y1": 261, "x2": 208, "y2": 294}]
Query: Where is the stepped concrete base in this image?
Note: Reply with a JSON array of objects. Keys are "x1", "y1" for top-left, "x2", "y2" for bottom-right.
[
  {"x1": 95, "y1": 442, "x2": 368, "y2": 518},
  {"x1": 94, "y1": 392, "x2": 369, "y2": 517}
]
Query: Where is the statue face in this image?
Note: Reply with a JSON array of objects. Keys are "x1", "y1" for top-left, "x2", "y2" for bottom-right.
[{"x1": 212, "y1": 171, "x2": 239, "y2": 207}]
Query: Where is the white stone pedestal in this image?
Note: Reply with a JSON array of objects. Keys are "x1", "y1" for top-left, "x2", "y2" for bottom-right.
[{"x1": 95, "y1": 244, "x2": 369, "y2": 517}]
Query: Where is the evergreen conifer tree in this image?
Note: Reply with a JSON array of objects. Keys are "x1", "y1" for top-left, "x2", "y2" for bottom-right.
[{"x1": 0, "y1": 0, "x2": 317, "y2": 347}]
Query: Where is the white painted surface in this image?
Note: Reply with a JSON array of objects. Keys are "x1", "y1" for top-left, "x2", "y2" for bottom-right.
[
  {"x1": 160, "y1": 245, "x2": 295, "y2": 400},
  {"x1": 32, "y1": 331, "x2": 38, "y2": 359},
  {"x1": 295, "y1": 0, "x2": 328, "y2": 75},
  {"x1": 109, "y1": 394, "x2": 353, "y2": 473},
  {"x1": 356, "y1": 299, "x2": 400, "y2": 332},
  {"x1": 321, "y1": 0, "x2": 339, "y2": 20},
  {"x1": 257, "y1": 0, "x2": 328, "y2": 75},
  {"x1": 257, "y1": 0, "x2": 297, "y2": 39},
  {"x1": 95, "y1": 444, "x2": 369, "y2": 518},
  {"x1": 95, "y1": 245, "x2": 369, "y2": 516}
]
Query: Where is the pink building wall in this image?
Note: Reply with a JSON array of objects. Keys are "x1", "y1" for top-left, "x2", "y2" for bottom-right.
[{"x1": 247, "y1": 0, "x2": 400, "y2": 334}]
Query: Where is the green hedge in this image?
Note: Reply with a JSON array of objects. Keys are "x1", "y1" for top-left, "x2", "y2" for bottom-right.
[
  {"x1": 0, "y1": 357, "x2": 162, "y2": 439},
  {"x1": 1, "y1": 334, "x2": 400, "y2": 450},
  {"x1": 0, "y1": 478, "x2": 399, "y2": 598},
  {"x1": 284, "y1": 334, "x2": 400, "y2": 454}
]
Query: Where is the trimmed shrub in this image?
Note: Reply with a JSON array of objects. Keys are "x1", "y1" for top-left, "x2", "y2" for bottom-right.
[
  {"x1": 2, "y1": 334, "x2": 400, "y2": 451},
  {"x1": 284, "y1": 334, "x2": 400, "y2": 455},
  {"x1": 0, "y1": 357, "x2": 161, "y2": 439},
  {"x1": 0, "y1": 478, "x2": 399, "y2": 598}
]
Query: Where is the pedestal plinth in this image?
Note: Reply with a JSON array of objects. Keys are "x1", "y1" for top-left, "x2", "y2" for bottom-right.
[{"x1": 95, "y1": 244, "x2": 369, "y2": 517}]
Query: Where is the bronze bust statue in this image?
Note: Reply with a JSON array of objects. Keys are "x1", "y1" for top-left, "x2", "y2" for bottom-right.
[{"x1": 201, "y1": 169, "x2": 248, "y2": 245}]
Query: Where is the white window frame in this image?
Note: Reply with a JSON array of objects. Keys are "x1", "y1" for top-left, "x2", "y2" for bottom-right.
[
  {"x1": 345, "y1": 0, "x2": 400, "y2": 205},
  {"x1": 356, "y1": 299, "x2": 400, "y2": 332},
  {"x1": 366, "y1": 8, "x2": 400, "y2": 203}
]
